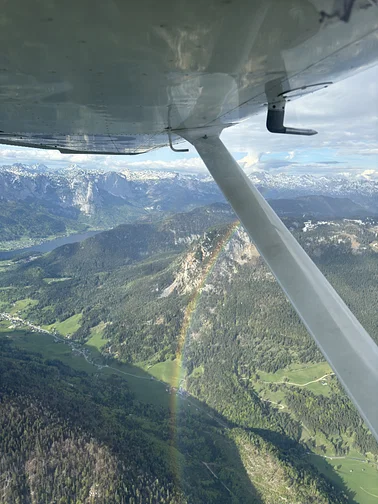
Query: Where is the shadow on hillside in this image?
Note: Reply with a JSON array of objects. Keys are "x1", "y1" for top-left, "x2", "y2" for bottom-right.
[
  {"x1": 88, "y1": 348, "x2": 264, "y2": 502},
  {"x1": 2, "y1": 333, "x2": 262, "y2": 503},
  {"x1": 93, "y1": 347, "x2": 356, "y2": 503},
  {"x1": 249, "y1": 427, "x2": 358, "y2": 504}
]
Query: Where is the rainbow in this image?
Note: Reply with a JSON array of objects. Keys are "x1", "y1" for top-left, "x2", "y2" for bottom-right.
[{"x1": 169, "y1": 220, "x2": 240, "y2": 481}]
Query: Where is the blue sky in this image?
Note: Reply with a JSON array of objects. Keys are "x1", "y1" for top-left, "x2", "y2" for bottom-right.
[{"x1": 0, "y1": 64, "x2": 377, "y2": 178}]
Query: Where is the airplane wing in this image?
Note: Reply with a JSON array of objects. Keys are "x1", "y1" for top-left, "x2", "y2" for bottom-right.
[
  {"x1": 1, "y1": 0, "x2": 378, "y2": 439},
  {"x1": 0, "y1": 0, "x2": 377, "y2": 153}
]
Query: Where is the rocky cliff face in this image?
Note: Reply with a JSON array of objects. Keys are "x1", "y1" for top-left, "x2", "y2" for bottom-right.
[
  {"x1": 162, "y1": 226, "x2": 265, "y2": 298},
  {"x1": 162, "y1": 217, "x2": 378, "y2": 301}
]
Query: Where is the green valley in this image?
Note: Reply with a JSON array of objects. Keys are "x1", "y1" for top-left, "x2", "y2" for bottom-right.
[{"x1": 1, "y1": 208, "x2": 378, "y2": 502}]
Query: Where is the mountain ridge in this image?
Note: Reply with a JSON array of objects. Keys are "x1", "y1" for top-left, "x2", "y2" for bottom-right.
[
  {"x1": 1, "y1": 162, "x2": 377, "y2": 250},
  {"x1": 3, "y1": 162, "x2": 378, "y2": 209}
]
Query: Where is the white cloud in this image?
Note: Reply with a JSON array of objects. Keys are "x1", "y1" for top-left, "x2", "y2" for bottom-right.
[
  {"x1": 238, "y1": 152, "x2": 260, "y2": 169},
  {"x1": 220, "y1": 64, "x2": 378, "y2": 176},
  {"x1": 359, "y1": 169, "x2": 378, "y2": 180},
  {"x1": 120, "y1": 157, "x2": 206, "y2": 173},
  {"x1": 0, "y1": 146, "x2": 102, "y2": 167}
]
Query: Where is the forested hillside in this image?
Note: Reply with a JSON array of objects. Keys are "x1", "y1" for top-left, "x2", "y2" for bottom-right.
[
  {"x1": 1, "y1": 208, "x2": 378, "y2": 502},
  {"x1": 0, "y1": 332, "x2": 347, "y2": 503}
]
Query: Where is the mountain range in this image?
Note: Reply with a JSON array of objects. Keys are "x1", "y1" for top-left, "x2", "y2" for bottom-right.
[
  {"x1": 1, "y1": 163, "x2": 377, "y2": 248},
  {"x1": 3, "y1": 162, "x2": 378, "y2": 212},
  {"x1": 0, "y1": 163, "x2": 221, "y2": 215}
]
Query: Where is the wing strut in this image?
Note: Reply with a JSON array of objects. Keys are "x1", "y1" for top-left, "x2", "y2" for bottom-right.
[{"x1": 179, "y1": 129, "x2": 378, "y2": 441}]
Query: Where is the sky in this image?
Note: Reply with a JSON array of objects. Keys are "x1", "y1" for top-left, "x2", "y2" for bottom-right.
[{"x1": 0, "y1": 64, "x2": 377, "y2": 178}]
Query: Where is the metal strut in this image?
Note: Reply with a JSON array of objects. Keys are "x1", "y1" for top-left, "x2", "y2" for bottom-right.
[{"x1": 179, "y1": 129, "x2": 378, "y2": 442}]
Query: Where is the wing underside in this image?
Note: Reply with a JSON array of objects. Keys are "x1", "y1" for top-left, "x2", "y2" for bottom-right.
[{"x1": 0, "y1": 0, "x2": 377, "y2": 154}]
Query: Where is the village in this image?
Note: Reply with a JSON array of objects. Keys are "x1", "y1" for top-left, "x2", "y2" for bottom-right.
[
  {"x1": 0, "y1": 311, "x2": 192, "y2": 402},
  {"x1": 0, "y1": 312, "x2": 107, "y2": 370}
]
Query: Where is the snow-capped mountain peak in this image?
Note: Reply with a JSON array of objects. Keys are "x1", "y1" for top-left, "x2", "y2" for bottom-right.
[{"x1": 1, "y1": 163, "x2": 378, "y2": 215}]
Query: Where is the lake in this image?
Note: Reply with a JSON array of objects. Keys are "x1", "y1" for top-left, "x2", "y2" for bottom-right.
[{"x1": 0, "y1": 231, "x2": 102, "y2": 260}]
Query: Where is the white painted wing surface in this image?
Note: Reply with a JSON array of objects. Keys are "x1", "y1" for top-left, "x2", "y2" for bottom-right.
[{"x1": 0, "y1": 0, "x2": 377, "y2": 152}]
